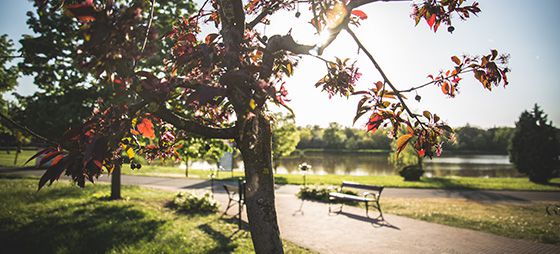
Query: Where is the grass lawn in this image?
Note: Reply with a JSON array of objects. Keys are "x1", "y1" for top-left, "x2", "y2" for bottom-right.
[
  {"x1": 119, "y1": 164, "x2": 560, "y2": 191},
  {"x1": 0, "y1": 177, "x2": 313, "y2": 254},
  {"x1": 382, "y1": 197, "x2": 560, "y2": 245},
  {"x1": 0, "y1": 150, "x2": 37, "y2": 168}
]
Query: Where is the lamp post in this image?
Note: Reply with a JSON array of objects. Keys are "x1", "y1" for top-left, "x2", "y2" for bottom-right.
[{"x1": 298, "y1": 162, "x2": 311, "y2": 186}]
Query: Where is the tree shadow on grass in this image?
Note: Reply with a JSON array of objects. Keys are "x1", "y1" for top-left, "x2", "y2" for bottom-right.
[
  {"x1": 0, "y1": 201, "x2": 165, "y2": 254},
  {"x1": 422, "y1": 177, "x2": 528, "y2": 202},
  {"x1": 198, "y1": 223, "x2": 237, "y2": 253},
  {"x1": 541, "y1": 181, "x2": 560, "y2": 188},
  {"x1": 421, "y1": 177, "x2": 477, "y2": 190}
]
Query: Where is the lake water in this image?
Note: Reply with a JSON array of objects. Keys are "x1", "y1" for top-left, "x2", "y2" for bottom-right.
[{"x1": 191, "y1": 151, "x2": 521, "y2": 178}]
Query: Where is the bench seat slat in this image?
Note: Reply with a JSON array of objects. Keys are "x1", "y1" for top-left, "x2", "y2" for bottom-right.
[{"x1": 329, "y1": 192, "x2": 376, "y2": 202}]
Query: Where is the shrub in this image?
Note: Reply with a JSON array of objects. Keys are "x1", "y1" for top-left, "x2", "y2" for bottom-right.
[
  {"x1": 297, "y1": 185, "x2": 358, "y2": 204},
  {"x1": 170, "y1": 191, "x2": 219, "y2": 214},
  {"x1": 399, "y1": 165, "x2": 424, "y2": 181}
]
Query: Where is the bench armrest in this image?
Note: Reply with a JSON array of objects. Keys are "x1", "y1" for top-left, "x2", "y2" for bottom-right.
[{"x1": 363, "y1": 192, "x2": 378, "y2": 200}]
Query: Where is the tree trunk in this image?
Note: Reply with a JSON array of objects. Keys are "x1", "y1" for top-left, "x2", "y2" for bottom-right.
[
  {"x1": 185, "y1": 158, "x2": 189, "y2": 178},
  {"x1": 238, "y1": 112, "x2": 284, "y2": 254},
  {"x1": 110, "y1": 164, "x2": 121, "y2": 200}
]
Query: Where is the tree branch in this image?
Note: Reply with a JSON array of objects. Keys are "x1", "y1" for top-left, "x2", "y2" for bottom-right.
[
  {"x1": 260, "y1": 34, "x2": 314, "y2": 79},
  {"x1": 0, "y1": 112, "x2": 57, "y2": 146},
  {"x1": 217, "y1": 0, "x2": 246, "y2": 69},
  {"x1": 345, "y1": 27, "x2": 425, "y2": 127},
  {"x1": 347, "y1": 0, "x2": 411, "y2": 10},
  {"x1": 140, "y1": 0, "x2": 156, "y2": 54},
  {"x1": 398, "y1": 68, "x2": 473, "y2": 93},
  {"x1": 247, "y1": 5, "x2": 275, "y2": 30},
  {"x1": 154, "y1": 107, "x2": 237, "y2": 139}
]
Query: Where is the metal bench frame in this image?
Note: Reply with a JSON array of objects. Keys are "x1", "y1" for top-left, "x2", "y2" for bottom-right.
[
  {"x1": 328, "y1": 181, "x2": 384, "y2": 219},
  {"x1": 223, "y1": 177, "x2": 246, "y2": 228}
]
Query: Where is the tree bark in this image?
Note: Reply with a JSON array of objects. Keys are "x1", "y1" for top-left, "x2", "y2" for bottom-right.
[
  {"x1": 110, "y1": 164, "x2": 121, "y2": 200},
  {"x1": 237, "y1": 112, "x2": 284, "y2": 254}
]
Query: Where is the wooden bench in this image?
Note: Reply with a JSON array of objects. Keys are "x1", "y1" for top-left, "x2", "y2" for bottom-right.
[
  {"x1": 223, "y1": 177, "x2": 246, "y2": 228},
  {"x1": 329, "y1": 181, "x2": 384, "y2": 219}
]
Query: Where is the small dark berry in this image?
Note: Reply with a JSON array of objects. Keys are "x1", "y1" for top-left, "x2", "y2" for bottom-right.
[
  {"x1": 262, "y1": 36, "x2": 268, "y2": 42},
  {"x1": 137, "y1": 163, "x2": 142, "y2": 169},
  {"x1": 415, "y1": 94, "x2": 421, "y2": 102},
  {"x1": 295, "y1": 11, "x2": 301, "y2": 18},
  {"x1": 447, "y1": 26, "x2": 455, "y2": 33}
]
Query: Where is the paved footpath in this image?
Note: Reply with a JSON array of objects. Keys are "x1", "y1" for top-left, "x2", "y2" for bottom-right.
[{"x1": 2, "y1": 169, "x2": 560, "y2": 253}]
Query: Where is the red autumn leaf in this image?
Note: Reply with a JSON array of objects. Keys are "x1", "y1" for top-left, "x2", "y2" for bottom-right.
[
  {"x1": 451, "y1": 76, "x2": 462, "y2": 84},
  {"x1": 137, "y1": 118, "x2": 155, "y2": 139},
  {"x1": 375, "y1": 81, "x2": 383, "y2": 92},
  {"x1": 66, "y1": 0, "x2": 96, "y2": 22},
  {"x1": 185, "y1": 33, "x2": 197, "y2": 44},
  {"x1": 205, "y1": 33, "x2": 219, "y2": 44},
  {"x1": 417, "y1": 149, "x2": 426, "y2": 157},
  {"x1": 93, "y1": 160, "x2": 103, "y2": 170},
  {"x1": 351, "y1": 10, "x2": 368, "y2": 20},
  {"x1": 50, "y1": 154, "x2": 65, "y2": 166},
  {"x1": 426, "y1": 14, "x2": 436, "y2": 30},
  {"x1": 367, "y1": 114, "x2": 383, "y2": 134},
  {"x1": 441, "y1": 82, "x2": 451, "y2": 95},
  {"x1": 451, "y1": 56, "x2": 461, "y2": 65}
]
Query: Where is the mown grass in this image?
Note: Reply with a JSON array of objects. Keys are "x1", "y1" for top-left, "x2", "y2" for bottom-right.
[
  {"x1": 0, "y1": 177, "x2": 313, "y2": 254},
  {"x1": 120, "y1": 165, "x2": 560, "y2": 191},
  {"x1": 0, "y1": 150, "x2": 37, "y2": 168},
  {"x1": 382, "y1": 198, "x2": 560, "y2": 245}
]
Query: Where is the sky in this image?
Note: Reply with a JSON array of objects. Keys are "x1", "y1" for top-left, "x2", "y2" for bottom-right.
[{"x1": 1, "y1": 0, "x2": 559, "y2": 129}]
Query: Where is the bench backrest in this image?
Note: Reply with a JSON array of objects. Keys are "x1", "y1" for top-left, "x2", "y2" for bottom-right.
[
  {"x1": 341, "y1": 181, "x2": 384, "y2": 194},
  {"x1": 224, "y1": 178, "x2": 246, "y2": 200}
]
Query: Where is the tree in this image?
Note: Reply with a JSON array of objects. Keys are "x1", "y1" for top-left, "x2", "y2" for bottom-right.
[
  {"x1": 271, "y1": 112, "x2": 300, "y2": 170},
  {"x1": 15, "y1": 0, "x2": 221, "y2": 199},
  {"x1": 510, "y1": 104, "x2": 559, "y2": 183},
  {"x1": 323, "y1": 122, "x2": 346, "y2": 149},
  {"x1": 0, "y1": 34, "x2": 30, "y2": 159},
  {"x1": 27, "y1": 0, "x2": 509, "y2": 253}
]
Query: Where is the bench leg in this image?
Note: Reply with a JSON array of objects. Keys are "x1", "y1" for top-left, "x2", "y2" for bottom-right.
[
  {"x1": 328, "y1": 199, "x2": 344, "y2": 215},
  {"x1": 224, "y1": 198, "x2": 233, "y2": 215},
  {"x1": 376, "y1": 200, "x2": 384, "y2": 220},
  {"x1": 365, "y1": 201, "x2": 369, "y2": 217},
  {"x1": 238, "y1": 200, "x2": 243, "y2": 229}
]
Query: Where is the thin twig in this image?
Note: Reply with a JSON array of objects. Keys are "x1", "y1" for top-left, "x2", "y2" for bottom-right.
[
  {"x1": 140, "y1": 0, "x2": 156, "y2": 54},
  {"x1": 0, "y1": 54, "x2": 23, "y2": 59},
  {"x1": 0, "y1": 112, "x2": 57, "y2": 146},
  {"x1": 399, "y1": 68, "x2": 473, "y2": 93},
  {"x1": 345, "y1": 26, "x2": 426, "y2": 129}
]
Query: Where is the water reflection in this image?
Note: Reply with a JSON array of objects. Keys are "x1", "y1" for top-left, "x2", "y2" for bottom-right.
[
  {"x1": 190, "y1": 152, "x2": 521, "y2": 177},
  {"x1": 274, "y1": 152, "x2": 520, "y2": 177}
]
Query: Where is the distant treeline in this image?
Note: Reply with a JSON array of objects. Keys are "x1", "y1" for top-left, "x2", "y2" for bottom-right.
[{"x1": 296, "y1": 123, "x2": 515, "y2": 155}]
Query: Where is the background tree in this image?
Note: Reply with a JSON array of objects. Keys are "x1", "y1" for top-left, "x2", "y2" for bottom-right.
[
  {"x1": 26, "y1": 0, "x2": 509, "y2": 253},
  {"x1": 297, "y1": 125, "x2": 325, "y2": 149},
  {"x1": 323, "y1": 122, "x2": 346, "y2": 149},
  {"x1": 0, "y1": 34, "x2": 30, "y2": 163},
  {"x1": 271, "y1": 112, "x2": 300, "y2": 171},
  {"x1": 509, "y1": 104, "x2": 559, "y2": 183}
]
